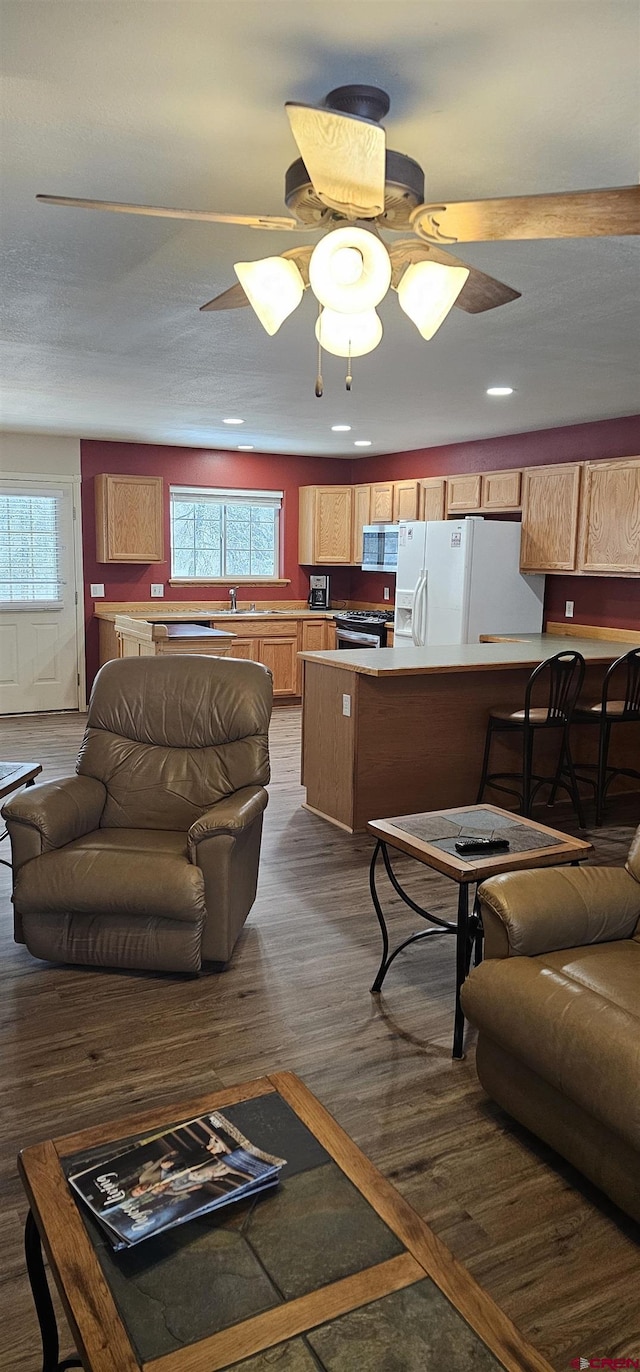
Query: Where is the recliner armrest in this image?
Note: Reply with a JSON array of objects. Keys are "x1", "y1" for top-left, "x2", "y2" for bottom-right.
[
  {"x1": 479, "y1": 865, "x2": 640, "y2": 960},
  {"x1": 2, "y1": 775, "x2": 107, "y2": 868},
  {"x1": 187, "y1": 786, "x2": 268, "y2": 855}
]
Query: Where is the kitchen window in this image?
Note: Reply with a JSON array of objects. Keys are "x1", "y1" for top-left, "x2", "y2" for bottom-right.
[{"x1": 170, "y1": 486, "x2": 282, "y2": 581}]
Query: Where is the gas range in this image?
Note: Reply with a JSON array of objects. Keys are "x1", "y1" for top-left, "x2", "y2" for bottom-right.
[{"x1": 333, "y1": 608, "x2": 394, "y2": 648}]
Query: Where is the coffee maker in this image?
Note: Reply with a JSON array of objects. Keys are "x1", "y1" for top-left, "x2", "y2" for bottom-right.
[{"x1": 308, "y1": 574, "x2": 330, "y2": 609}]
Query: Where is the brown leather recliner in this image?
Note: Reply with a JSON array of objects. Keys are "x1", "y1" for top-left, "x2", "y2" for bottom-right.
[
  {"x1": 461, "y1": 828, "x2": 640, "y2": 1223},
  {"x1": 2, "y1": 655, "x2": 272, "y2": 974}
]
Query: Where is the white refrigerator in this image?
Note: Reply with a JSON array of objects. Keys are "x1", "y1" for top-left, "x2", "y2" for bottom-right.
[{"x1": 393, "y1": 519, "x2": 545, "y2": 646}]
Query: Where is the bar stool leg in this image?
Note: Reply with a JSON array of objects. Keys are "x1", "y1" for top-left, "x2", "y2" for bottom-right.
[
  {"x1": 521, "y1": 725, "x2": 534, "y2": 817},
  {"x1": 476, "y1": 718, "x2": 494, "y2": 804},
  {"x1": 563, "y1": 727, "x2": 587, "y2": 829},
  {"x1": 595, "y1": 717, "x2": 611, "y2": 827}
]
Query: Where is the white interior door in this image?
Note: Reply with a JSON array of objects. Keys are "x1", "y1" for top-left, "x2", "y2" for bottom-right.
[{"x1": 0, "y1": 480, "x2": 80, "y2": 713}]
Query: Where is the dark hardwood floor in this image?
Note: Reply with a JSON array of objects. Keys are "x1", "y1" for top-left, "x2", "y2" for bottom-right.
[{"x1": 1, "y1": 708, "x2": 638, "y2": 1371}]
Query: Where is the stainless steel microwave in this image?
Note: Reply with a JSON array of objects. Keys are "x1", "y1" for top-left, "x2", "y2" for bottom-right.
[{"x1": 361, "y1": 524, "x2": 399, "y2": 572}]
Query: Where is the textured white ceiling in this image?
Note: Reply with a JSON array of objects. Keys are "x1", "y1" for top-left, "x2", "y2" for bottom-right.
[{"x1": 1, "y1": 0, "x2": 639, "y2": 457}]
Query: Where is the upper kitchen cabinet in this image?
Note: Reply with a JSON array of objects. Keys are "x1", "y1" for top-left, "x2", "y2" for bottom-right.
[
  {"x1": 369, "y1": 482, "x2": 395, "y2": 523},
  {"x1": 418, "y1": 478, "x2": 446, "y2": 522},
  {"x1": 95, "y1": 474, "x2": 164, "y2": 563},
  {"x1": 480, "y1": 469, "x2": 522, "y2": 511},
  {"x1": 578, "y1": 457, "x2": 640, "y2": 575},
  {"x1": 446, "y1": 473, "x2": 482, "y2": 513},
  {"x1": 520, "y1": 463, "x2": 582, "y2": 571},
  {"x1": 393, "y1": 479, "x2": 420, "y2": 522},
  {"x1": 352, "y1": 484, "x2": 371, "y2": 565},
  {"x1": 298, "y1": 485, "x2": 353, "y2": 565}
]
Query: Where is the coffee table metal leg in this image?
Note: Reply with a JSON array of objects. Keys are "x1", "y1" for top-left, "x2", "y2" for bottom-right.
[
  {"x1": 453, "y1": 883, "x2": 472, "y2": 1060},
  {"x1": 370, "y1": 841, "x2": 454, "y2": 994},
  {"x1": 24, "y1": 1210, "x2": 82, "y2": 1372}
]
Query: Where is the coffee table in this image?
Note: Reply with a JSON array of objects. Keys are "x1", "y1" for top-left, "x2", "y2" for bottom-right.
[
  {"x1": 367, "y1": 804, "x2": 593, "y2": 1059},
  {"x1": 18, "y1": 1072, "x2": 552, "y2": 1372},
  {"x1": 0, "y1": 760, "x2": 41, "y2": 866}
]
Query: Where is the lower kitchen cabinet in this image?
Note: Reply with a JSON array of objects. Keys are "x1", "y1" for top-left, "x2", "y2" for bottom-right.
[{"x1": 258, "y1": 636, "x2": 299, "y2": 696}]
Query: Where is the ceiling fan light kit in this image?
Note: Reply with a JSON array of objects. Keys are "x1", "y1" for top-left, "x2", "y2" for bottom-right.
[
  {"x1": 37, "y1": 79, "x2": 639, "y2": 399},
  {"x1": 397, "y1": 260, "x2": 470, "y2": 340},
  {"x1": 234, "y1": 255, "x2": 304, "y2": 335}
]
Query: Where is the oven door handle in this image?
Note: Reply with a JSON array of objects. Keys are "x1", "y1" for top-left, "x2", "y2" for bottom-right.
[{"x1": 336, "y1": 628, "x2": 380, "y2": 647}]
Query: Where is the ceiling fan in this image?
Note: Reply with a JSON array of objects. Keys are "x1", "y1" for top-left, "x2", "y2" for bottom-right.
[{"x1": 37, "y1": 83, "x2": 639, "y2": 390}]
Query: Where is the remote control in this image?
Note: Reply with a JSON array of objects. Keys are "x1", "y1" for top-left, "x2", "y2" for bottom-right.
[{"x1": 455, "y1": 837, "x2": 510, "y2": 854}]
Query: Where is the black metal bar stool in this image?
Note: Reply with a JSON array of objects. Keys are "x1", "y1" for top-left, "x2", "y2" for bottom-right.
[
  {"x1": 476, "y1": 650, "x2": 586, "y2": 826},
  {"x1": 567, "y1": 646, "x2": 640, "y2": 825}
]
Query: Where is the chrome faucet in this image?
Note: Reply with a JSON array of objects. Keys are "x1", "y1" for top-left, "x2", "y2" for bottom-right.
[{"x1": 228, "y1": 587, "x2": 238, "y2": 612}]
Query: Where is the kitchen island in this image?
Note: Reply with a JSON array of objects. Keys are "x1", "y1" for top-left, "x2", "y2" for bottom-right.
[{"x1": 299, "y1": 634, "x2": 639, "y2": 831}]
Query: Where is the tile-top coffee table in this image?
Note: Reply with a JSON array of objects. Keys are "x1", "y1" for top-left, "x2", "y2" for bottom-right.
[
  {"x1": 18, "y1": 1072, "x2": 552, "y2": 1372},
  {"x1": 367, "y1": 804, "x2": 593, "y2": 1058}
]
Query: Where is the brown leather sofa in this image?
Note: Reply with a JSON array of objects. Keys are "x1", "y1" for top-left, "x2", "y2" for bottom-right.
[
  {"x1": 461, "y1": 828, "x2": 640, "y2": 1223},
  {"x1": 2, "y1": 655, "x2": 272, "y2": 974}
]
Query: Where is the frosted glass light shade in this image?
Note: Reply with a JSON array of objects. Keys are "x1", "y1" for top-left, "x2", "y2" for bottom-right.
[
  {"x1": 397, "y1": 261, "x2": 469, "y2": 340},
  {"x1": 234, "y1": 256, "x2": 304, "y2": 335},
  {"x1": 315, "y1": 308, "x2": 383, "y2": 358},
  {"x1": 309, "y1": 227, "x2": 391, "y2": 314}
]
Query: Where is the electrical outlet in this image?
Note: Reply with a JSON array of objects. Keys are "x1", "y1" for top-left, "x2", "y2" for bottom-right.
[
  {"x1": 90, "y1": 583, "x2": 105, "y2": 598},
  {"x1": 342, "y1": 693, "x2": 351, "y2": 717},
  {"x1": 383, "y1": 586, "x2": 390, "y2": 601},
  {"x1": 565, "y1": 600, "x2": 574, "y2": 618},
  {"x1": 150, "y1": 584, "x2": 165, "y2": 598}
]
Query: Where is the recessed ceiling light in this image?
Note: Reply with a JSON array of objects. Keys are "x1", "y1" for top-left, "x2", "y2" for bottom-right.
[
  {"x1": 331, "y1": 424, "x2": 351, "y2": 432},
  {"x1": 354, "y1": 439, "x2": 372, "y2": 447},
  {"x1": 237, "y1": 444, "x2": 254, "y2": 451},
  {"x1": 486, "y1": 386, "x2": 514, "y2": 396},
  {"x1": 223, "y1": 417, "x2": 244, "y2": 425}
]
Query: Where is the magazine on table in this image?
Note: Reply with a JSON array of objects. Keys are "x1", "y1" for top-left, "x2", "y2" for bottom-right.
[{"x1": 68, "y1": 1110, "x2": 286, "y2": 1250}]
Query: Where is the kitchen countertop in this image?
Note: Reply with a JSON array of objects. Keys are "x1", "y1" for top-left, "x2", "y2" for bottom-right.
[
  {"x1": 299, "y1": 634, "x2": 635, "y2": 677},
  {"x1": 95, "y1": 605, "x2": 335, "y2": 621}
]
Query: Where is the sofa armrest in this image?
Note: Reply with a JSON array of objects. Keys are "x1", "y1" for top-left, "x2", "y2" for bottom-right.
[
  {"x1": 187, "y1": 786, "x2": 268, "y2": 855},
  {"x1": 2, "y1": 775, "x2": 107, "y2": 869},
  {"x1": 479, "y1": 865, "x2": 640, "y2": 960}
]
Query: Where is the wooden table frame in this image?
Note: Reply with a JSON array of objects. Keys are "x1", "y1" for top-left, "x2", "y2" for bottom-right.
[
  {"x1": 367, "y1": 804, "x2": 593, "y2": 1059},
  {"x1": 18, "y1": 1071, "x2": 553, "y2": 1372}
]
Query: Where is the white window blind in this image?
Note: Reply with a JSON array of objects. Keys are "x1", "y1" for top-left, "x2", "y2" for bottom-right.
[
  {"x1": 0, "y1": 487, "x2": 64, "y2": 608},
  {"x1": 170, "y1": 487, "x2": 282, "y2": 580}
]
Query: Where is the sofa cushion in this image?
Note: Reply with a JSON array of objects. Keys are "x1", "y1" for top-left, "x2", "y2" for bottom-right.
[
  {"x1": 461, "y1": 941, "x2": 640, "y2": 1154},
  {"x1": 13, "y1": 829, "x2": 205, "y2": 924}
]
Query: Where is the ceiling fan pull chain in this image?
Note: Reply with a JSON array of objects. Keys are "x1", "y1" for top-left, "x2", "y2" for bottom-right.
[
  {"x1": 346, "y1": 338, "x2": 353, "y2": 391},
  {"x1": 315, "y1": 303, "x2": 324, "y2": 397}
]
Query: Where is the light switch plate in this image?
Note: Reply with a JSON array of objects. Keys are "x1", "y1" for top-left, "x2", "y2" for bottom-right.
[
  {"x1": 150, "y1": 584, "x2": 165, "y2": 597},
  {"x1": 90, "y1": 583, "x2": 105, "y2": 598},
  {"x1": 342, "y1": 693, "x2": 351, "y2": 717},
  {"x1": 383, "y1": 586, "x2": 390, "y2": 601},
  {"x1": 565, "y1": 600, "x2": 574, "y2": 618}
]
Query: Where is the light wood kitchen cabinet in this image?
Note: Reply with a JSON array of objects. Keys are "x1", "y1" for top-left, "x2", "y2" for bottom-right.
[
  {"x1": 298, "y1": 486, "x2": 353, "y2": 564},
  {"x1": 480, "y1": 469, "x2": 522, "y2": 511},
  {"x1": 393, "y1": 479, "x2": 420, "y2": 522},
  {"x1": 446, "y1": 473, "x2": 482, "y2": 513},
  {"x1": 520, "y1": 463, "x2": 582, "y2": 571},
  {"x1": 578, "y1": 457, "x2": 640, "y2": 575},
  {"x1": 418, "y1": 478, "x2": 446, "y2": 522},
  {"x1": 225, "y1": 638, "x2": 260, "y2": 662},
  {"x1": 95, "y1": 474, "x2": 164, "y2": 563},
  {"x1": 301, "y1": 619, "x2": 330, "y2": 652},
  {"x1": 351, "y1": 484, "x2": 371, "y2": 564},
  {"x1": 370, "y1": 482, "x2": 395, "y2": 523},
  {"x1": 258, "y1": 636, "x2": 299, "y2": 696}
]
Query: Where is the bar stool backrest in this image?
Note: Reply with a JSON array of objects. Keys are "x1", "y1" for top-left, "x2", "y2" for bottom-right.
[
  {"x1": 603, "y1": 646, "x2": 640, "y2": 718},
  {"x1": 523, "y1": 650, "x2": 586, "y2": 724}
]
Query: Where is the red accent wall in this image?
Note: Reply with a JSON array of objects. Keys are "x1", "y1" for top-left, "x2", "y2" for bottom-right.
[
  {"x1": 349, "y1": 415, "x2": 640, "y2": 622},
  {"x1": 81, "y1": 441, "x2": 351, "y2": 684}
]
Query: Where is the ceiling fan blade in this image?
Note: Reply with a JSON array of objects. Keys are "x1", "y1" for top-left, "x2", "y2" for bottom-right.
[
  {"x1": 390, "y1": 241, "x2": 520, "y2": 313},
  {"x1": 36, "y1": 195, "x2": 300, "y2": 231},
  {"x1": 285, "y1": 103, "x2": 386, "y2": 218},
  {"x1": 411, "y1": 186, "x2": 640, "y2": 244},
  {"x1": 200, "y1": 248, "x2": 313, "y2": 312},
  {"x1": 200, "y1": 283, "x2": 249, "y2": 312}
]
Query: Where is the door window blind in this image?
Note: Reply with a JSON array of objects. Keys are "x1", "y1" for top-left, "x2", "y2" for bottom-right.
[{"x1": 0, "y1": 487, "x2": 64, "y2": 608}]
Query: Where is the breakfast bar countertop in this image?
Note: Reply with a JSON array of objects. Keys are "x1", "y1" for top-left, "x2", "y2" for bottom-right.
[{"x1": 298, "y1": 634, "x2": 637, "y2": 677}]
